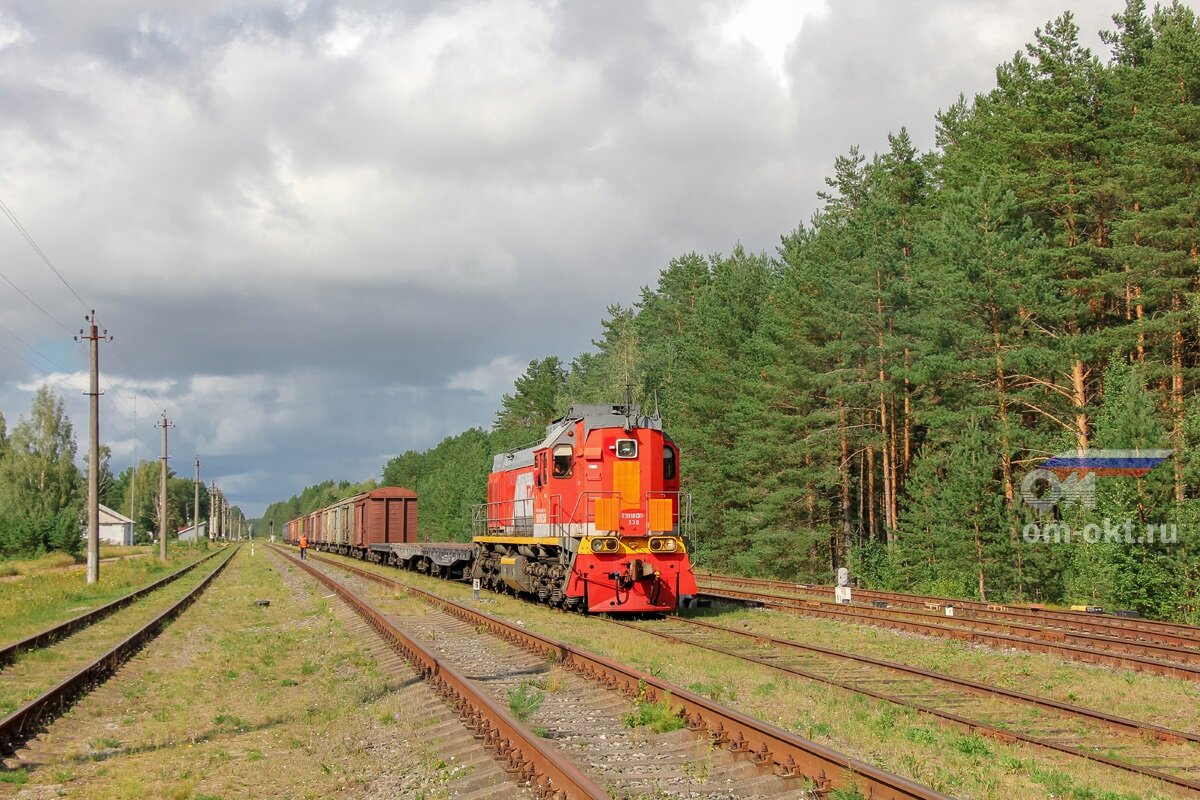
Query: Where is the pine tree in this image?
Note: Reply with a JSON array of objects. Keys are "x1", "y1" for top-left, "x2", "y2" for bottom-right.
[
  {"x1": 670, "y1": 246, "x2": 774, "y2": 567},
  {"x1": 1064, "y1": 359, "x2": 1178, "y2": 617},
  {"x1": 895, "y1": 419, "x2": 1006, "y2": 599},
  {"x1": 492, "y1": 357, "x2": 567, "y2": 450}
]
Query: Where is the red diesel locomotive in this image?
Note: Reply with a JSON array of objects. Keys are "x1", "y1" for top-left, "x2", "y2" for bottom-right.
[
  {"x1": 473, "y1": 403, "x2": 697, "y2": 613},
  {"x1": 285, "y1": 403, "x2": 697, "y2": 614}
]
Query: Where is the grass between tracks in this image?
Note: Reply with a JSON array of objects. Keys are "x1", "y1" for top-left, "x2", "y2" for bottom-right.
[
  {"x1": 0, "y1": 545, "x2": 211, "y2": 645},
  {"x1": 682, "y1": 602, "x2": 1200, "y2": 735},
  {"x1": 313, "y1": 550, "x2": 1188, "y2": 800},
  {"x1": 1, "y1": 548, "x2": 493, "y2": 800},
  {"x1": 0, "y1": 555, "x2": 230, "y2": 717}
]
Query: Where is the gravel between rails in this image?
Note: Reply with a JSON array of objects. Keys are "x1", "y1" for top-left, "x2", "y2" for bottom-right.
[{"x1": 307, "y1": 558, "x2": 820, "y2": 800}]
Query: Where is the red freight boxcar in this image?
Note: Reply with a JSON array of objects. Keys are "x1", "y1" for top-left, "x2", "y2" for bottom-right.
[
  {"x1": 352, "y1": 486, "x2": 418, "y2": 550},
  {"x1": 286, "y1": 487, "x2": 418, "y2": 559}
]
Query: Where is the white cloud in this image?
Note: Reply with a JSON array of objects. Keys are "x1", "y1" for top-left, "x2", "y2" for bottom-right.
[
  {"x1": 720, "y1": 0, "x2": 827, "y2": 85},
  {"x1": 0, "y1": 13, "x2": 29, "y2": 51},
  {"x1": 447, "y1": 355, "x2": 525, "y2": 397}
]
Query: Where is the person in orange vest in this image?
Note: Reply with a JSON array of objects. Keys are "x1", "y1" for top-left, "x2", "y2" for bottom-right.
[{"x1": 299, "y1": 533, "x2": 309, "y2": 560}]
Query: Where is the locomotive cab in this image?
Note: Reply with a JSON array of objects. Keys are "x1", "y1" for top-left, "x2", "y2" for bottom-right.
[{"x1": 474, "y1": 403, "x2": 698, "y2": 613}]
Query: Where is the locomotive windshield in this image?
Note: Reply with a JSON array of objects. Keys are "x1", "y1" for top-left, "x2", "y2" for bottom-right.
[{"x1": 663, "y1": 445, "x2": 676, "y2": 479}]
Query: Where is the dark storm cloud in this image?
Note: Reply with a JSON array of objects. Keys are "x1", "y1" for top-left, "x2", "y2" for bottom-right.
[{"x1": 0, "y1": 0, "x2": 1123, "y2": 515}]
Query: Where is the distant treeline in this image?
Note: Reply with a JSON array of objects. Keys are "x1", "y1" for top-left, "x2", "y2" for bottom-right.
[{"x1": 261, "y1": 4, "x2": 1200, "y2": 621}]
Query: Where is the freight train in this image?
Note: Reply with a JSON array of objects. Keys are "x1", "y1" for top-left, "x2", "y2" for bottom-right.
[{"x1": 283, "y1": 403, "x2": 698, "y2": 613}]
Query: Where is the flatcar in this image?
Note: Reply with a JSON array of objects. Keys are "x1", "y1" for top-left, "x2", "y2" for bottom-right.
[{"x1": 284, "y1": 403, "x2": 697, "y2": 614}]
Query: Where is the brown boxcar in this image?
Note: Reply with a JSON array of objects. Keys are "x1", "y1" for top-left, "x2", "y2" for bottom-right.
[{"x1": 352, "y1": 487, "x2": 419, "y2": 550}]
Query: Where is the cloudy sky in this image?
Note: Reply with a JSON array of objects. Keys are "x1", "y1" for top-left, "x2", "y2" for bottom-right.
[{"x1": 0, "y1": 0, "x2": 1119, "y2": 517}]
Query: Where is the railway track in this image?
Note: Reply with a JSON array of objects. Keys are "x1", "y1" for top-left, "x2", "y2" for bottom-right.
[
  {"x1": 0, "y1": 549, "x2": 223, "y2": 669},
  {"x1": 284, "y1": 547, "x2": 950, "y2": 800},
  {"x1": 266, "y1": 549, "x2": 536, "y2": 798},
  {"x1": 0, "y1": 545, "x2": 237, "y2": 761},
  {"x1": 701, "y1": 573, "x2": 1200, "y2": 650},
  {"x1": 617, "y1": 615, "x2": 1200, "y2": 794},
  {"x1": 697, "y1": 583, "x2": 1200, "y2": 682},
  {"x1": 276, "y1": 548, "x2": 610, "y2": 799}
]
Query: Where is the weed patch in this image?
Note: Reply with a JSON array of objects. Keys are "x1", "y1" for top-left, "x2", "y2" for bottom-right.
[
  {"x1": 507, "y1": 681, "x2": 546, "y2": 722},
  {"x1": 624, "y1": 681, "x2": 684, "y2": 734},
  {"x1": 0, "y1": 768, "x2": 29, "y2": 785}
]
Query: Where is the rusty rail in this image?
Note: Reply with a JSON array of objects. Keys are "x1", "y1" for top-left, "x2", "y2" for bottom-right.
[
  {"x1": 671, "y1": 616, "x2": 1200, "y2": 742},
  {"x1": 0, "y1": 545, "x2": 238, "y2": 755},
  {"x1": 0, "y1": 549, "x2": 224, "y2": 669},
  {"x1": 299, "y1": 549, "x2": 951, "y2": 800},
  {"x1": 700, "y1": 573, "x2": 1200, "y2": 649},
  {"x1": 616, "y1": 617, "x2": 1200, "y2": 793},
  {"x1": 698, "y1": 586, "x2": 1200, "y2": 682},
  {"x1": 272, "y1": 548, "x2": 609, "y2": 800},
  {"x1": 699, "y1": 581, "x2": 1200, "y2": 665}
]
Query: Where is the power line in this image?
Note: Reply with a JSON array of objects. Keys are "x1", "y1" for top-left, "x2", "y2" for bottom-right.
[
  {"x1": 0, "y1": 265, "x2": 74, "y2": 335},
  {"x1": 0, "y1": 339, "x2": 86, "y2": 392},
  {"x1": 0, "y1": 194, "x2": 169, "y2": 433},
  {"x1": 0, "y1": 319, "x2": 78, "y2": 375},
  {"x1": 0, "y1": 195, "x2": 90, "y2": 312},
  {"x1": 110, "y1": 339, "x2": 168, "y2": 413},
  {"x1": 0, "y1": 316, "x2": 137, "y2": 428}
]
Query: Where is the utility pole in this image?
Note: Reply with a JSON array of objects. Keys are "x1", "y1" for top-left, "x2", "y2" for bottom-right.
[
  {"x1": 76, "y1": 311, "x2": 110, "y2": 585},
  {"x1": 129, "y1": 396, "x2": 137, "y2": 532},
  {"x1": 193, "y1": 457, "x2": 201, "y2": 548},
  {"x1": 208, "y1": 481, "x2": 216, "y2": 541},
  {"x1": 156, "y1": 411, "x2": 174, "y2": 562}
]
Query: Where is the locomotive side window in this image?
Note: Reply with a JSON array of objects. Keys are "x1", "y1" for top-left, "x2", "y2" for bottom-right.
[
  {"x1": 616, "y1": 439, "x2": 638, "y2": 459},
  {"x1": 663, "y1": 445, "x2": 676, "y2": 479},
  {"x1": 552, "y1": 444, "x2": 573, "y2": 478}
]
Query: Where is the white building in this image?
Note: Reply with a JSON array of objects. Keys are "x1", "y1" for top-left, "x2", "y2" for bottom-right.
[
  {"x1": 83, "y1": 504, "x2": 135, "y2": 546},
  {"x1": 177, "y1": 521, "x2": 208, "y2": 542}
]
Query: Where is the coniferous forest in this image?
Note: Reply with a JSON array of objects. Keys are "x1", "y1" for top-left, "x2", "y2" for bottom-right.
[{"x1": 261, "y1": 4, "x2": 1200, "y2": 621}]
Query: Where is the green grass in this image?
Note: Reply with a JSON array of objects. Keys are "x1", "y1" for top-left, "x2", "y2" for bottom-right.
[
  {"x1": 0, "y1": 545, "x2": 209, "y2": 644},
  {"x1": 0, "y1": 552, "x2": 77, "y2": 577},
  {"x1": 0, "y1": 768, "x2": 29, "y2": 785}
]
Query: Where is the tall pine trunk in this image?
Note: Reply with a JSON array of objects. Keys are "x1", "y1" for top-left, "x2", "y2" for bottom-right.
[
  {"x1": 1071, "y1": 359, "x2": 1089, "y2": 451},
  {"x1": 839, "y1": 401, "x2": 852, "y2": 570}
]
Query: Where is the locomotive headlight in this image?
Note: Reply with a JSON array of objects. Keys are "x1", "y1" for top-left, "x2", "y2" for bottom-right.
[
  {"x1": 592, "y1": 537, "x2": 619, "y2": 553},
  {"x1": 615, "y1": 439, "x2": 638, "y2": 458},
  {"x1": 648, "y1": 537, "x2": 678, "y2": 552}
]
